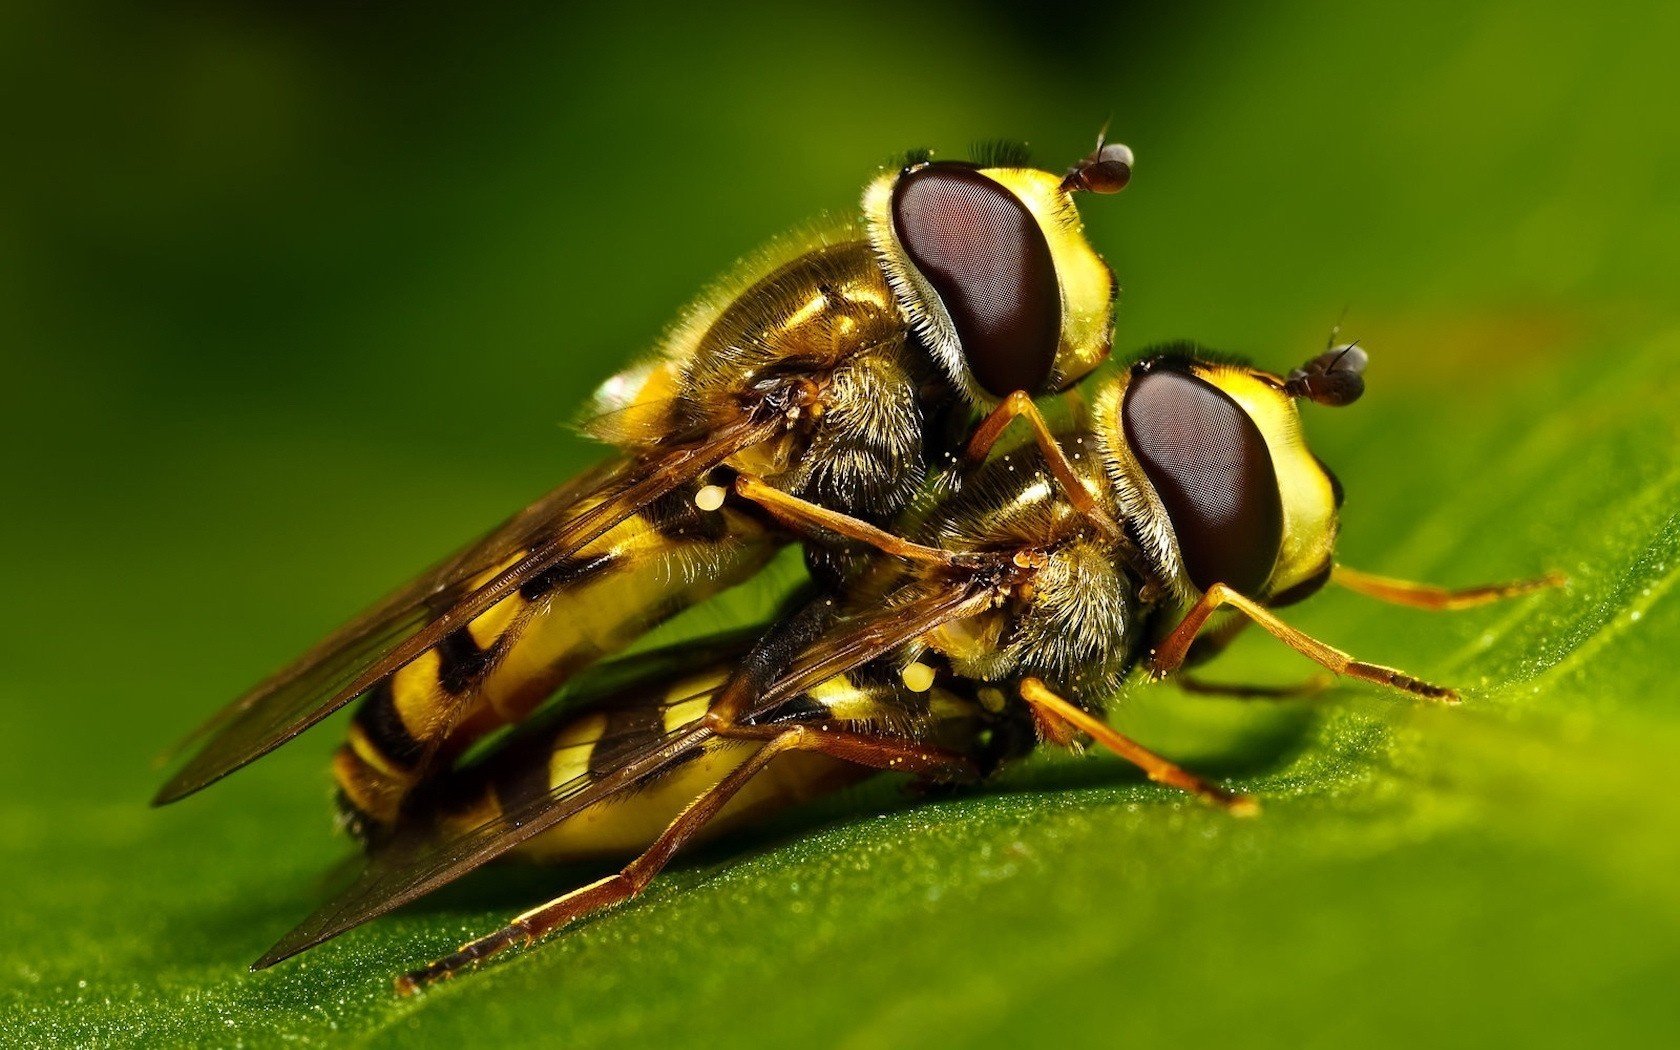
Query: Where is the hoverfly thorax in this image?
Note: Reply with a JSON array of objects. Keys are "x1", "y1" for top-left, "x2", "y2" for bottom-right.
[
  {"x1": 1093, "y1": 345, "x2": 1360, "y2": 604},
  {"x1": 863, "y1": 144, "x2": 1123, "y2": 405}
]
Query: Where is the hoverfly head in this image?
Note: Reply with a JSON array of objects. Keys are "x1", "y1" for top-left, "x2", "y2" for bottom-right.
[
  {"x1": 1096, "y1": 346, "x2": 1349, "y2": 606},
  {"x1": 864, "y1": 132, "x2": 1130, "y2": 406}
]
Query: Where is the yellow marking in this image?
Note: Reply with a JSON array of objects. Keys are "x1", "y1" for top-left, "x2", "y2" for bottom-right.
[
  {"x1": 694, "y1": 484, "x2": 727, "y2": 512},
  {"x1": 346, "y1": 723, "x2": 410, "y2": 780},
  {"x1": 389, "y1": 650, "x2": 444, "y2": 741},
  {"x1": 663, "y1": 694, "x2": 711, "y2": 732},
  {"x1": 926, "y1": 687, "x2": 976, "y2": 721},
  {"x1": 982, "y1": 167, "x2": 1114, "y2": 387},
  {"x1": 439, "y1": 784, "x2": 502, "y2": 836},
  {"x1": 661, "y1": 670, "x2": 727, "y2": 732},
  {"x1": 332, "y1": 746, "x2": 405, "y2": 825},
  {"x1": 513, "y1": 739, "x2": 861, "y2": 864},
  {"x1": 806, "y1": 673, "x2": 878, "y2": 721},
  {"x1": 927, "y1": 610, "x2": 1005, "y2": 665},
  {"x1": 900, "y1": 662, "x2": 935, "y2": 692},
  {"x1": 583, "y1": 358, "x2": 684, "y2": 444},
  {"x1": 1198, "y1": 366, "x2": 1338, "y2": 597},
  {"x1": 782, "y1": 288, "x2": 830, "y2": 330},
  {"x1": 467, "y1": 591, "x2": 525, "y2": 652},
  {"x1": 480, "y1": 510, "x2": 769, "y2": 724},
  {"x1": 548, "y1": 712, "x2": 607, "y2": 791},
  {"x1": 727, "y1": 431, "x2": 800, "y2": 481},
  {"x1": 436, "y1": 551, "x2": 529, "y2": 651},
  {"x1": 978, "y1": 686, "x2": 1007, "y2": 713}
]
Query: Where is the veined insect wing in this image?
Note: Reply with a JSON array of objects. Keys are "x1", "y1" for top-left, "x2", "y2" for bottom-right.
[
  {"x1": 152, "y1": 417, "x2": 775, "y2": 807},
  {"x1": 254, "y1": 584, "x2": 996, "y2": 967}
]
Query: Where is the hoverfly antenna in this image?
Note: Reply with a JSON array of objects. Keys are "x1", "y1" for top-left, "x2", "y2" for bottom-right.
[
  {"x1": 1325, "y1": 306, "x2": 1351, "y2": 352},
  {"x1": 1061, "y1": 120, "x2": 1133, "y2": 195},
  {"x1": 1285, "y1": 342, "x2": 1368, "y2": 407}
]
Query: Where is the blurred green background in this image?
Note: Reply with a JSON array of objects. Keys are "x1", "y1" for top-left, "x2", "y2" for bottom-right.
[{"x1": 3, "y1": 1, "x2": 1679, "y2": 1046}]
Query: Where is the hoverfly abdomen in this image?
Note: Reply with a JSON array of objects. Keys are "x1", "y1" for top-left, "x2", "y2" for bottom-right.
[
  {"x1": 413, "y1": 661, "x2": 997, "y2": 866},
  {"x1": 330, "y1": 477, "x2": 780, "y2": 829}
]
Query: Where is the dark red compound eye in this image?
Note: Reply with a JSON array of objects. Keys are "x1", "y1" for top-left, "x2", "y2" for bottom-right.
[
  {"x1": 1122, "y1": 368, "x2": 1284, "y2": 594},
  {"x1": 891, "y1": 163, "x2": 1060, "y2": 398}
]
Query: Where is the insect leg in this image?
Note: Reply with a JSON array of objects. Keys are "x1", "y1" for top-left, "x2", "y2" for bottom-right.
[
  {"x1": 1149, "y1": 583, "x2": 1459, "y2": 702},
  {"x1": 731, "y1": 475, "x2": 973, "y2": 567},
  {"x1": 1018, "y1": 677, "x2": 1256, "y2": 814},
  {"x1": 963, "y1": 390, "x2": 1122, "y2": 540},
  {"x1": 1174, "y1": 610, "x2": 1329, "y2": 696},
  {"x1": 703, "y1": 592, "x2": 840, "y2": 729},
  {"x1": 393, "y1": 724, "x2": 976, "y2": 995},
  {"x1": 1332, "y1": 565, "x2": 1565, "y2": 611}
]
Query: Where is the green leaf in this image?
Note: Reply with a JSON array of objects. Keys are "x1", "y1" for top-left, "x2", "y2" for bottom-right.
[{"x1": 4, "y1": 2, "x2": 1677, "y2": 1047}]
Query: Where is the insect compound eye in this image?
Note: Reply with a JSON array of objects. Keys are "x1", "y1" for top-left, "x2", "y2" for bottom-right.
[
  {"x1": 1123, "y1": 369, "x2": 1285, "y2": 594},
  {"x1": 1285, "y1": 344, "x2": 1368, "y2": 407},
  {"x1": 1063, "y1": 141, "x2": 1134, "y2": 195},
  {"x1": 891, "y1": 163, "x2": 1061, "y2": 398}
]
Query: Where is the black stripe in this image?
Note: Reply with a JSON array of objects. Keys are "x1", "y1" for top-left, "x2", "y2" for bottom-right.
[
  {"x1": 350, "y1": 679, "x2": 426, "y2": 768},
  {"x1": 631, "y1": 739, "x2": 704, "y2": 790},
  {"x1": 647, "y1": 485, "x2": 729, "y2": 543},
  {"x1": 435, "y1": 626, "x2": 494, "y2": 696},
  {"x1": 518, "y1": 551, "x2": 617, "y2": 602},
  {"x1": 763, "y1": 693, "x2": 830, "y2": 725},
  {"x1": 333, "y1": 788, "x2": 382, "y2": 848},
  {"x1": 589, "y1": 701, "x2": 668, "y2": 778},
  {"x1": 488, "y1": 733, "x2": 562, "y2": 819}
]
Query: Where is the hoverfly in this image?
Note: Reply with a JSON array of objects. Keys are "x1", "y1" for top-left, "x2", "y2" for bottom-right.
[
  {"x1": 152, "y1": 134, "x2": 1136, "y2": 838},
  {"x1": 243, "y1": 342, "x2": 1560, "y2": 992}
]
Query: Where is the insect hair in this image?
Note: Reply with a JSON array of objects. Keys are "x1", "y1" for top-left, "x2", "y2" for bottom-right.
[{"x1": 969, "y1": 138, "x2": 1033, "y2": 168}]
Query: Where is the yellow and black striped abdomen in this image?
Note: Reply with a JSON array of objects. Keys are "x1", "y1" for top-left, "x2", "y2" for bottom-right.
[
  {"x1": 422, "y1": 665, "x2": 990, "y2": 865},
  {"x1": 334, "y1": 484, "x2": 778, "y2": 829}
]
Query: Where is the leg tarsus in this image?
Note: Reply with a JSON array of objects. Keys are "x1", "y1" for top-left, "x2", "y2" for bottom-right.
[
  {"x1": 1150, "y1": 583, "x2": 1460, "y2": 703},
  {"x1": 1332, "y1": 565, "x2": 1565, "y2": 611},
  {"x1": 394, "y1": 723, "x2": 976, "y2": 995},
  {"x1": 1018, "y1": 677, "x2": 1257, "y2": 815}
]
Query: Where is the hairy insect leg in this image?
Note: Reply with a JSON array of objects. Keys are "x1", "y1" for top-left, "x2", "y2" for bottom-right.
[
  {"x1": 964, "y1": 391, "x2": 1121, "y2": 540},
  {"x1": 731, "y1": 475, "x2": 972, "y2": 567},
  {"x1": 394, "y1": 724, "x2": 976, "y2": 994},
  {"x1": 1018, "y1": 677, "x2": 1257, "y2": 815},
  {"x1": 1332, "y1": 565, "x2": 1565, "y2": 611},
  {"x1": 703, "y1": 590, "x2": 841, "y2": 728},
  {"x1": 1149, "y1": 583, "x2": 1459, "y2": 702}
]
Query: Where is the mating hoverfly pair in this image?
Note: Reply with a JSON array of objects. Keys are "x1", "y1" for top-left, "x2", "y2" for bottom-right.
[{"x1": 154, "y1": 133, "x2": 1558, "y2": 993}]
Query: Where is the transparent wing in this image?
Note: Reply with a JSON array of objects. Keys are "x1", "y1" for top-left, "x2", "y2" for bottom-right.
[
  {"x1": 155, "y1": 415, "x2": 775, "y2": 806},
  {"x1": 252, "y1": 580, "x2": 995, "y2": 968}
]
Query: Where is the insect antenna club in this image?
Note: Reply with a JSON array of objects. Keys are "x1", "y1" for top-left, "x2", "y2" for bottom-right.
[{"x1": 152, "y1": 130, "x2": 1560, "y2": 994}]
